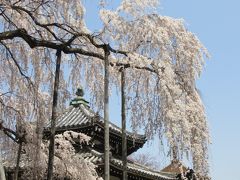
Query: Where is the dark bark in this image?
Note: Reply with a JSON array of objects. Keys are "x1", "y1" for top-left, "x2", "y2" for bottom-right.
[
  {"x1": 0, "y1": 29, "x2": 104, "y2": 60},
  {"x1": 0, "y1": 121, "x2": 25, "y2": 180},
  {"x1": 14, "y1": 141, "x2": 22, "y2": 180},
  {"x1": 172, "y1": 145, "x2": 178, "y2": 160},
  {"x1": 121, "y1": 68, "x2": 128, "y2": 180},
  {"x1": 0, "y1": 122, "x2": 20, "y2": 143},
  {"x1": 104, "y1": 46, "x2": 110, "y2": 180},
  {"x1": 0, "y1": 30, "x2": 159, "y2": 74},
  {"x1": 47, "y1": 50, "x2": 62, "y2": 180}
]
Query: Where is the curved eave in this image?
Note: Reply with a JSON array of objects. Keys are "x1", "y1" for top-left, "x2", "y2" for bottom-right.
[
  {"x1": 93, "y1": 120, "x2": 147, "y2": 144},
  {"x1": 43, "y1": 105, "x2": 147, "y2": 144},
  {"x1": 82, "y1": 149, "x2": 176, "y2": 180}
]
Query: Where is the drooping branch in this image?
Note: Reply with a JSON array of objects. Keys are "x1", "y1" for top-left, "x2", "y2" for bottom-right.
[
  {"x1": 0, "y1": 41, "x2": 33, "y2": 87},
  {"x1": 0, "y1": 120, "x2": 25, "y2": 144},
  {"x1": 0, "y1": 97, "x2": 22, "y2": 122}
]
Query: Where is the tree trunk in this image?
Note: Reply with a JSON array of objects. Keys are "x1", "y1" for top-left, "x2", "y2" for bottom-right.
[
  {"x1": 121, "y1": 68, "x2": 128, "y2": 180},
  {"x1": 0, "y1": 152, "x2": 6, "y2": 180},
  {"x1": 47, "y1": 50, "x2": 62, "y2": 180},
  {"x1": 14, "y1": 141, "x2": 22, "y2": 180},
  {"x1": 104, "y1": 47, "x2": 110, "y2": 180}
]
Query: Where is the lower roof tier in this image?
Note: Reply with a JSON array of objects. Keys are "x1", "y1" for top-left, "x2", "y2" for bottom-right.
[{"x1": 80, "y1": 148, "x2": 177, "y2": 180}]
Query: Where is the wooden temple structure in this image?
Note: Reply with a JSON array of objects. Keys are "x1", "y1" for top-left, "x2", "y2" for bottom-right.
[
  {"x1": 3, "y1": 89, "x2": 201, "y2": 180},
  {"x1": 44, "y1": 93, "x2": 176, "y2": 180}
]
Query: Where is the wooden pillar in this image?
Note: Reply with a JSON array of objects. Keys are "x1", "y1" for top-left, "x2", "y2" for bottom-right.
[
  {"x1": 47, "y1": 50, "x2": 62, "y2": 180},
  {"x1": 121, "y1": 68, "x2": 128, "y2": 180},
  {"x1": 104, "y1": 46, "x2": 110, "y2": 180}
]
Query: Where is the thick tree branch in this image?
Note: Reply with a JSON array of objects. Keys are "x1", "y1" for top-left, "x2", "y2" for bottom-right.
[
  {"x1": 0, "y1": 29, "x2": 164, "y2": 77},
  {"x1": 0, "y1": 29, "x2": 105, "y2": 59},
  {"x1": 0, "y1": 121, "x2": 22, "y2": 143},
  {"x1": 0, "y1": 29, "x2": 160, "y2": 73}
]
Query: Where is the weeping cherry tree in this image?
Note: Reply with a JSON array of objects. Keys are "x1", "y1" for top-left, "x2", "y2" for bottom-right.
[{"x1": 0, "y1": 0, "x2": 210, "y2": 178}]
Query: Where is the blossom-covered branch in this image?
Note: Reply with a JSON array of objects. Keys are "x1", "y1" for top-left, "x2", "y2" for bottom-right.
[{"x1": 0, "y1": 0, "x2": 210, "y2": 177}]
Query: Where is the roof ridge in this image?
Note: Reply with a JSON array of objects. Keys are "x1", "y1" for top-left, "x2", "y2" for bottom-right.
[{"x1": 79, "y1": 104, "x2": 95, "y2": 117}]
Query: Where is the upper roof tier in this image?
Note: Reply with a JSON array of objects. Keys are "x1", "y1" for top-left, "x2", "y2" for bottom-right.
[{"x1": 44, "y1": 104, "x2": 147, "y2": 149}]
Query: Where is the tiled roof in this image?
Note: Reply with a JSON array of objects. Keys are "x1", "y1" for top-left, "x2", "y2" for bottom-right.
[
  {"x1": 80, "y1": 149, "x2": 103, "y2": 164},
  {"x1": 44, "y1": 104, "x2": 146, "y2": 141},
  {"x1": 5, "y1": 148, "x2": 176, "y2": 180},
  {"x1": 161, "y1": 160, "x2": 187, "y2": 174},
  {"x1": 81, "y1": 148, "x2": 176, "y2": 180},
  {"x1": 111, "y1": 158, "x2": 176, "y2": 180},
  {"x1": 46, "y1": 105, "x2": 93, "y2": 128}
]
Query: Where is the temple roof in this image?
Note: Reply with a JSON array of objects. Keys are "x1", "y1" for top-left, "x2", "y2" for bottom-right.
[
  {"x1": 161, "y1": 160, "x2": 187, "y2": 174},
  {"x1": 44, "y1": 104, "x2": 146, "y2": 142},
  {"x1": 4, "y1": 148, "x2": 176, "y2": 180},
  {"x1": 80, "y1": 148, "x2": 176, "y2": 180}
]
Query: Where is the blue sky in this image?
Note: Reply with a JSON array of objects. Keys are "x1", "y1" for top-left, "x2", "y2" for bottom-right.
[{"x1": 83, "y1": 1, "x2": 240, "y2": 179}]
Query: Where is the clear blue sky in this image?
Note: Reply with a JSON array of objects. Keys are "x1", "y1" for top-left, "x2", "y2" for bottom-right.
[{"x1": 83, "y1": 1, "x2": 240, "y2": 179}]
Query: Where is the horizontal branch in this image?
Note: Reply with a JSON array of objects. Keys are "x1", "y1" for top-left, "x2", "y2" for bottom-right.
[
  {"x1": 113, "y1": 61, "x2": 157, "y2": 73},
  {"x1": 0, "y1": 28, "x2": 163, "y2": 79},
  {"x1": 0, "y1": 6, "x2": 159, "y2": 74},
  {"x1": 0, "y1": 29, "x2": 105, "y2": 59}
]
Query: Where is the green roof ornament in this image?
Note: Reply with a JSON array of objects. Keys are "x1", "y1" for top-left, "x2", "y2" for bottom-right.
[
  {"x1": 70, "y1": 87, "x2": 89, "y2": 107},
  {"x1": 76, "y1": 87, "x2": 84, "y2": 97}
]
